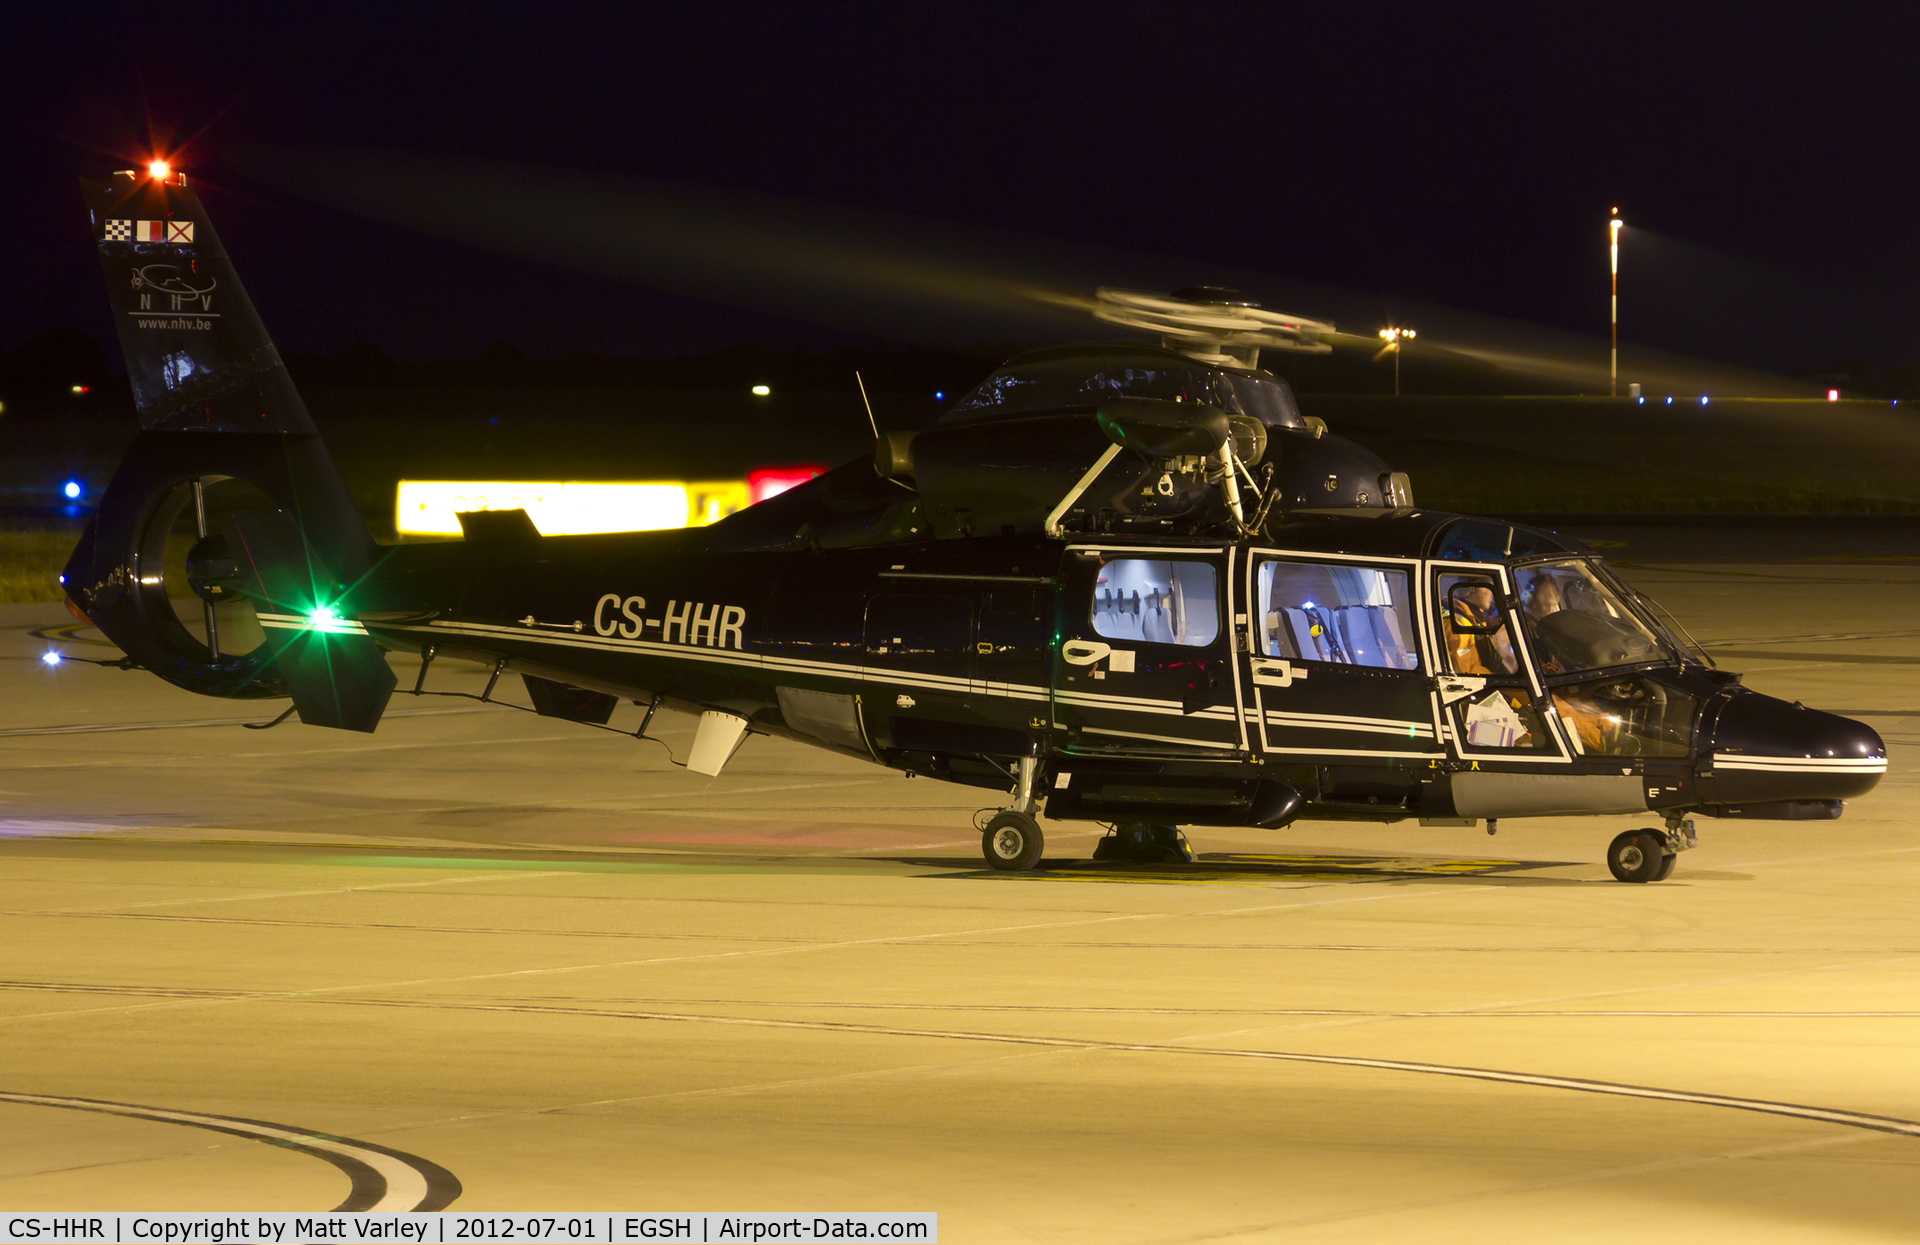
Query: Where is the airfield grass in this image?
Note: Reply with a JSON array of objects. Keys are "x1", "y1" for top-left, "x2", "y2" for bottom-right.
[
  {"x1": 5, "y1": 392, "x2": 1917, "y2": 607},
  {"x1": 0, "y1": 527, "x2": 81, "y2": 604}
]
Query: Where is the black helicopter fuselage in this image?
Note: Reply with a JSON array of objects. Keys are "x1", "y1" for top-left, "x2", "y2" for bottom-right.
[{"x1": 266, "y1": 504, "x2": 1883, "y2": 834}]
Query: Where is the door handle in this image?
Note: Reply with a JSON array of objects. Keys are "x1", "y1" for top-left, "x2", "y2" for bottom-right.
[
  {"x1": 1062, "y1": 639, "x2": 1112, "y2": 666},
  {"x1": 1251, "y1": 659, "x2": 1308, "y2": 688}
]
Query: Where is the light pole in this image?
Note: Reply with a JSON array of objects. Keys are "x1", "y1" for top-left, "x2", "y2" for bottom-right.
[
  {"x1": 1609, "y1": 207, "x2": 1623, "y2": 397},
  {"x1": 1378, "y1": 327, "x2": 1415, "y2": 396}
]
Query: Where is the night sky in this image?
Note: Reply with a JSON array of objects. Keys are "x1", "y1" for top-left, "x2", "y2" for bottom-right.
[{"x1": 7, "y1": 6, "x2": 1918, "y2": 380}]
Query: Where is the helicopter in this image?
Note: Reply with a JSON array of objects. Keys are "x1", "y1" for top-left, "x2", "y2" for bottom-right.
[{"x1": 58, "y1": 164, "x2": 1887, "y2": 883}]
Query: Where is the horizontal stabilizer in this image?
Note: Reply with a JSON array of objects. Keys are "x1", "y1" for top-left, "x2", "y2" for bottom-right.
[{"x1": 231, "y1": 510, "x2": 395, "y2": 733}]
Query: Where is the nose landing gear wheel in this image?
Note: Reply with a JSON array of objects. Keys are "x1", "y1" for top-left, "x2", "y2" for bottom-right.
[
  {"x1": 1607, "y1": 828, "x2": 1672, "y2": 883},
  {"x1": 983, "y1": 811, "x2": 1044, "y2": 871}
]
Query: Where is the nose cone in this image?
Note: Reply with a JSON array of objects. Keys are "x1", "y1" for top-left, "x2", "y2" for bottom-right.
[{"x1": 1706, "y1": 692, "x2": 1887, "y2": 804}]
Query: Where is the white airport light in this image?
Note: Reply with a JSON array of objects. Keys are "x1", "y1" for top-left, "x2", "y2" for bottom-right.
[
  {"x1": 1378, "y1": 327, "x2": 1415, "y2": 396},
  {"x1": 397, "y1": 480, "x2": 698, "y2": 536},
  {"x1": 1610, "y1": 208, "x2": 1623, "y2": 397},
  {"x1": 40, "y1": 651, "x2": 62, "y2": 667}
]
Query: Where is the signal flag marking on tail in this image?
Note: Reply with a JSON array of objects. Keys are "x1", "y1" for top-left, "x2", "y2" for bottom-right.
[
  {"x1": 106, "y1": 220, "x2": 195, "y2": 244},
  {"x1": 131, "y1": 220, "x2": 192, "y2": 243}
]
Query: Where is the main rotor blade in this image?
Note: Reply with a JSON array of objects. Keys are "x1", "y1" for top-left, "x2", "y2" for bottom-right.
[{"x1": 242, "y1": 147, "x2": 1821, "y2": 398}]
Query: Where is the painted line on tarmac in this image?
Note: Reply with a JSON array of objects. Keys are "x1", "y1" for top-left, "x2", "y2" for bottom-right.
[
  {"x1": 24, "y1": 623, "x2": 115, "y2": 649},
  {"x1": 1702, "y1": 628, "x2": 1920, "y2": 646},
  {"x1": 344, "y1": 998, "x2": 1920, "y2": 1143},
  {"x1": 0, "y1": 887, "x2": 1494, "y2": 1028},
  {"x1": 1712, "y1": 649, "x2": 1920, "y2": 665},
  {"x1": 38, "y1": 868, "x2": 583, "y2": 916},
  {"x1": 0, "y1": 1091, "x2": 460, "y2": 1210}
]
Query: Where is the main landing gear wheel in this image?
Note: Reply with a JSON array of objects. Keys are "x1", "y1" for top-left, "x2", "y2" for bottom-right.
[
  {"x1": 1607, "y1": 828, "x2": 1672, "y2": 883},
  {"x1": 983, "y1": 811, "x2": 1044, "y2": 871}
]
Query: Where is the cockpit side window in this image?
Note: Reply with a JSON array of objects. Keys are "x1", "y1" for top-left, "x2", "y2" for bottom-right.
[
  {"x1": 1437, "y1": 572, "x2": 1518, "y2": 677},
  {"x1": 1434, "y1": 570, "x2": 1557, "y2": 753},
  {"x1": 1513, "y1": 560, "x2": 1672, "y2": 674},
  {"x1": 1091, "y1": 558, "x2": 1219, "y2": 647},
  {"x1": 1258, "y1": 560, "x2": 1418, "y2": 669},
  {"x1": 1550, "y1": 674, "x2": 1696, "y2": 757}
]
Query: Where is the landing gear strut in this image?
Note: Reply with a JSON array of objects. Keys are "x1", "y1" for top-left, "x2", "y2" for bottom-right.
[
  {"x1": 1606, "y1": 817, "x2": 1695, "y2": 883},
  {"x1": 981, "y1": 756, "x2": 1044, "y2": 871}
]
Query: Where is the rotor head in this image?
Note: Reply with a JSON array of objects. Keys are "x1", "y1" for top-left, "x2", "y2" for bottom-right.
[{"x1": 1089, "y1": 287, "x2": 1337, "y2": 369}]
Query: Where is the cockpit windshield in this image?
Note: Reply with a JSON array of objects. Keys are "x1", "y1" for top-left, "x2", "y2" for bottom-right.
[{"x1": 1513, "y1": 559, "x2": 1675, "y2": 674}]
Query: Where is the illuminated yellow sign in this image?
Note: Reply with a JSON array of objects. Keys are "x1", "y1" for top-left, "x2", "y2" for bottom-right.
[
  {"x1": 686, "y1": 480, "x2": 751, "y2": 527},
  {"x1": 397, "y1": 480, "x2": 697, "y2": 536}
]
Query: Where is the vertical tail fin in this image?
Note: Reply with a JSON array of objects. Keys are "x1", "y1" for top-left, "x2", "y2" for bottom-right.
[
  {"x1": 80, "y1": 168, "x2": 315, "y2": 433},
  {"x1": 67, "y1": 168, "x2": 385, "y2": 720}
]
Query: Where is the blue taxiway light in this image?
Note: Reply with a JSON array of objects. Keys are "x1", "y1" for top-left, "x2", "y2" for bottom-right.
[
  {"x1": 1665, "y1": 396, "x2": 1674, "y2": 405},
  {"x1": 1700, "y1": 396, "x2": 1710, "y2": 405},
  {"x1": 62, "y1": 481, "x2": 81, "y2": 500},
  {"x1": 934, "y1": 391, "x2": 945, "y2": 400}
]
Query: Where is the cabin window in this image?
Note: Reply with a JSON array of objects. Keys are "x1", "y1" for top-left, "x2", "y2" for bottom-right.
[
  {"x1": 1258, "y1": 560, "x2": 1418, "y2": 670},
  {"x1": 1091, "y1": 559, "x2": 1218, "y2": 646}
]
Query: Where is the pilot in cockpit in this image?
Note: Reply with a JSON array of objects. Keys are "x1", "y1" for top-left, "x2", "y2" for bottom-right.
[
  {"x1": 1446, "y1": 583, "x2": 1517, "y2": 676},
  {"x1": 1523, "y1": 572, "x2": 1564, "y2": 624},
  {"x1": 1514, "y1": 566, "x2": 1612, "y2": 752}
]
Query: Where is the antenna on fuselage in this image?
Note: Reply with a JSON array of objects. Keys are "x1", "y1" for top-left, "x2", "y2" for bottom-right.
[{"x1": 854, "y1": 371, "x2": 879, "y2": 439}]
